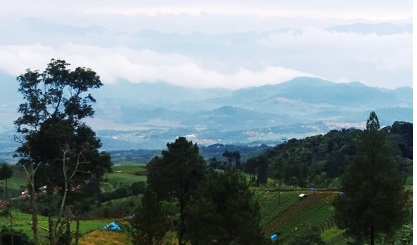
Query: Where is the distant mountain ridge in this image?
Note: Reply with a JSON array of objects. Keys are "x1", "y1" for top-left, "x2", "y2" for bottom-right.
[
  {"x1": 0, "y1": 74, "x2": 412, "y2": 151},
  {"x1": 88, "y1": 76, "x2": 412, "y2": 150}
]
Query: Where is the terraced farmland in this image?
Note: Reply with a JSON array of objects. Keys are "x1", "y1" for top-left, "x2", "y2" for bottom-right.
[{"x1": 258, "y1": 190, "x2": 337, "y2": 243}]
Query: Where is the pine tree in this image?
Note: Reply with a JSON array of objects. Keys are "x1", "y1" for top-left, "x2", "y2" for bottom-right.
[
  {"x1": 333, "y1": 112, "x2": 407, "y2": 244},
  {"x1": 185, "y1": 168, "x2": 269, "y2": 245},
  {"x1": 146, "y1": 137, "x2": 205, "y2": 245}
]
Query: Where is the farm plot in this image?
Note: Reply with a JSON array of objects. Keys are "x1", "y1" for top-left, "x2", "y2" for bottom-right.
[
  {"x1": 262, "y1": 192, "x2": 336, "y2": 243},
  {"x1": 257, "y1": 191, "x2": 300, "y2": 226}
]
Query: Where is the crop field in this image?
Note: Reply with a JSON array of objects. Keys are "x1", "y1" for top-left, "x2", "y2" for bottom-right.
[
  {"x1": 259, "y1": 191, "x2": 337, "y2": 243},
  {"x1": 257, "y1": 191, "x2": 300, "y2": 226}
]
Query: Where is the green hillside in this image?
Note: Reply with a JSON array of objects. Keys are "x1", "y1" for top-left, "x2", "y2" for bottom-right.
[{"x1": 0, "y1": 162, "x2": 412, "y2": 244}]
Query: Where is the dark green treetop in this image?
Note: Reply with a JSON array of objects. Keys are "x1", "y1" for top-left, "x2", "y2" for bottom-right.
[
  {"x1": 0, "y1": 163, "x2": 13, "y2": 182},
  {"x1": 132, "y1": 188, "x2": 170, "y2": 245},
  {"x1": 14, "y1": 58, "x2": 111, "y2": 191},
  {"x1": 146, "y1": 136, "x2": 205, "y2": 245},
  {"x1": 333, "y1": 112, "x2": 407, "y2": 244},
  {"x1": 185, "y1": 167, "x2": 269, "y2": 245}
]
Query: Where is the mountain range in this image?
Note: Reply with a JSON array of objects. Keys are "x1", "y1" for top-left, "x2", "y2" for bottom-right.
[{"x1": 0, "y1": 75, "x2": 412, "y2": 152}]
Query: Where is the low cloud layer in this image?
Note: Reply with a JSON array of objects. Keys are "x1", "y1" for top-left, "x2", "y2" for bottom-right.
[{"x1": 0, "y1": 1, "x2": 412, "y2": 89}]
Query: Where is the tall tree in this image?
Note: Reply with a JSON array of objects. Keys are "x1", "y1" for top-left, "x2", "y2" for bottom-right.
[
  {"x1": 14, "y1": 59, "x2": 112, "y2": 245},
  {"x1": 333, "y1": 112, "x2": 407, "y2": 245},
  {"x1": 222, "y1": 150, "x2": 241, "y2": 168},
  {"x1": 132, "y1": 188, "x2": 170, "y2": 245},
  {"x1": 185, "y1": 167, "x2": 269, "y2": 245},
  {"x1": 147, "y1": 137, "x2": 205, "y2": 245},
  {"x1": 0, "y1": 163, "x2": 13, "y2": 203}
]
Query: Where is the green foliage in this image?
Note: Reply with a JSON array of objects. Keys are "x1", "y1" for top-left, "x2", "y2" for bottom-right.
[
  {"x1": 243, "y1": 120, "x2": 412, "y2": 189},
  {"x1": 0, "y1": 164, "x2": 13, "y2": 181},
  {"x1": 0, "y1": 228, "x2": 33, "y2": 245},
  {"x1": 0, "y1": 210, "x2": 129, "y2": 244},
  {"x1": 132, "y1": 188, "x2": 170, "y2": 245},
  {"x1": 146, "y1": 137, "x2": 205, "y2": 245},
  {"x1": 15, "y1": 58, "x2": 112, "y2": 190},
  {"x1": 320, "y1": 227, "x2": 345, "y2": 243},
  {"x1": 185, "y1": 168, "x2": 269, "y2": 245},
  {"x1": 98, "y1": 181, "x2": 146, "y2": 202},
  {"x1": 14, "y1": 59, "x2": 112, "y2": 244},
  {"x1": 333, "y1": 112, "x2": 408, "y2": 245},
  {"x1": 244, "y1": 128, "x2": 362, "y2": 188},
  {"x1": 245, "y1": 156, "x2": 268, "y2": 185},
  {"x1": 222, "y1": 150, "x2": 242, "y2": 168},
  {"x1": 288, "y1": 227, "x2": 325, "y2": 245},
  {"x1": 0, "y1": 163, "x2": 13, "y2": 203}
]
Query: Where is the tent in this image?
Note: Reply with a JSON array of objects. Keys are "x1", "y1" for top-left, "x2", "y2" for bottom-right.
[{"x1": 102, "y1": 221, "x2": 121, "y2": 231}]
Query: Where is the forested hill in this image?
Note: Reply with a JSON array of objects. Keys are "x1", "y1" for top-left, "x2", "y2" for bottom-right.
[{"x1": 243, "y1": 121, "x2": 413, "y2": 187}]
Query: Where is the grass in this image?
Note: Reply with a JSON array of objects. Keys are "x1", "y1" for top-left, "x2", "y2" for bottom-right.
[
  {"x1": 321, "y1": 226, "x2": 345, "y2": 243},
  {"x1": 0, "y1": 165, "x2": 30, "y2": 198},
  {"x1": 0, "y1": 210, "x2": 128, "y2": 244},
  {"x1": 78, "y1": 230, "x2": 132, "y2": 245},
  {"x1": 104, "y1": 162, "x2": 147, "y2": 188}
]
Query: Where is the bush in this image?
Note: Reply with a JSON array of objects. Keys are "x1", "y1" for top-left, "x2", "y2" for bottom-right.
[
  {"x1": 131, "y1": 181, "x2": 146, "y2": 195},
  {"x1": 0, "y1": 228, "x2": 33, "y2": 245},
  {"x1": 288, "y1": 227, "x2": 325, "y2": 245}
]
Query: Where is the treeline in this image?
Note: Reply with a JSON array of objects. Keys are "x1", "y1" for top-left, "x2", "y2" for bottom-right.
[
  {"x1": 109, "y1": 143, "x2": 270, "y2": 163},
  {"x1": 242, "y1": 121, "x2": 412, "y2": 188}
]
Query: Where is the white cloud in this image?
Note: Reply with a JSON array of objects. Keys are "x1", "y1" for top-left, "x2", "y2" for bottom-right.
[
  {"x1": 0, "y1": 43, "x2": 314, "y2": 89},
  {"x1": 256, "y1": 27, "x2": 412, "y2": 88},
  {"x1": 0, "y1": 43, "x2": 55, "y2": 74},
  {"x1": 0, "y1": 0, "x2": 412, "y2": 89}
]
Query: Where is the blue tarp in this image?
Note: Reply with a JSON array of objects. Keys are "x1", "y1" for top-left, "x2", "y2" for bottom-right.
[
  {"x1": 102, "y1": 221, "x2": 121, "y2": 231},
  {"x1": 271, "y1": 233, "x2": 278, "y2": 241}
]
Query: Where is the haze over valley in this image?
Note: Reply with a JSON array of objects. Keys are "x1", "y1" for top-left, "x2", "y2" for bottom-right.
[{"x1": 0, "y1": 74, "x2": 412, "y2": 152}]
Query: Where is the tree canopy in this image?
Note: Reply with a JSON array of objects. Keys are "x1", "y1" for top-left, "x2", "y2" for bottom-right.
[
  {"x1": 143, "y1": 137, "x2": 269, "y2": 245},
  {"x1": 185, "y1": 167, "x2": 268, "y2": 245},
  {"x1": 146, "y1": 137, "x2": 205, "y2": 245},
  {"x1": 333, "y1": 112, "x2": 408, "y2": 244},
  {"x1": 14, "y1": 59, "x2": 112, "y2": 245},
  {"x1": 132, "y1": 188, "x2": 170, "y2": 245},
  {"x1": 242, "y1": 120, "x2": 412, "y2": 188},
  {"x1": 15, "y1": 58, "x2": 112, "y2": 191}
]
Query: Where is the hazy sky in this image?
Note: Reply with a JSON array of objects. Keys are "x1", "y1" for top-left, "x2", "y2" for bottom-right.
[{"x1": 0, "y1": 0, "x2": 413, "y2": 89}]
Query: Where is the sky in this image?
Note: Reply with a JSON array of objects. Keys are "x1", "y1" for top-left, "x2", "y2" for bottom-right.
[{"x1": 0, "y1": 0, "x2": 413, "y2": 90}]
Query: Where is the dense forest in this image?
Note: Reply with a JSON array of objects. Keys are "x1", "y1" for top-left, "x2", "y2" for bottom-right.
[
  {"x1": 109, "y1": 121, "x2": 412, "y2": 188},
  {"x1": 242, "y1": 121, "x2": 412, "y2": 188}
]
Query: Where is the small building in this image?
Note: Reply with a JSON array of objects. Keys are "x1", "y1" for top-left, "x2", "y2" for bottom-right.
[{"x1": 299, "y1": 193, "x2": 307, "y2": 199}]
